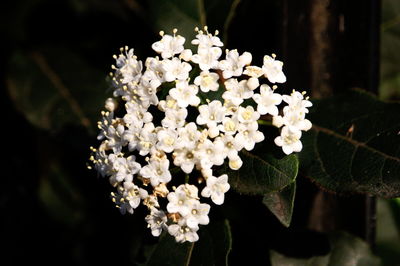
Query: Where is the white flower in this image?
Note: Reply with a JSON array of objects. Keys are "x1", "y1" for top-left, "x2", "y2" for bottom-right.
[
  {"x1": 217, "y1": 134, "x2": 243, "y2": 159},
  {"x1": 273, "y1": 108, "x2": 312, "y2": 131},
  {"x1": 124, "y1": 102, "x2": 153, "y2": 127},
  {"x1": 282, "y1": 91, "x2": 313, "y2": 113},
  {"x1": 262, "y1": 55, "x2": 286, "y2": 83},
  {"x1": 145, "y1": 207, "x2": 168, "y2": 237},
  {"x1": 243, "y1": 65, "x2": 264, "y2": 78},
  {"x1": 168, "y1": 219, "x2": 199, "y2": 243},
  {"x1": 219, "y1": 49, "x2": 252, "y2": 79},
  {"x1": 191, "y1": 47, "x2": 222, "y2": 71},
  {"x1": 158, "y1": 95, "x2": 178, "y2": 112},
  {"x1": 247, "y1": 77, "x2": 260, "y2": 90},
  {"x1": 236, "y1": 106, "x2": 260, "y2": 124},
  {"x1": 176, "y1": 122, "x2": 201, "y2": 150},
  {"x1": 201, "y1": 174, "x2": 230, "y2": 205},
  {"x1": 161, "y1": 108, "x2": 187, "y2": 129},
  {"x1": 274, "y1": 126, "x2": 303, "y2": 155},
  {"x1": 123, "y1": 126, "x2": 141, "y2": 151},
  {"x1": 196, "y1": 100, "x2": 226, "y2": 138},
  {"x1": 136, "y1": 82, "x2": 159, "y2": 108},
  {"x1": 137, "y1": 123, "x2": 157, "y2": 156},
  {"x1": 140, "y1": 156, "x2": 172, "y2": 187},
  {"x1": 186, "y1": 202, "x2": 210, "y2": 229},
  {"x1": 235, "y1": 122, "x2": 265, "y2": 151},
  {"x1": 194, "y1": 71, "x2": 219, "y2": 92},
  {"x1": 109, "y1": 154, "x2": 141, "y2": 184},
  {"x1": 156, "y1": 128, "x2": 178, "y2": 153},
  {"x1": 223, "y1": 78, "x2": 254, "y2": 106},
  {"x1": 219, "y1": 117, "x2": 239, "y2": 135},
  {"x1": 191, "y1": 30, "x2": 223, "y2": 49},
  {"x1": 112, "y1": 181, "x2": 148, "y2": 214},
  {"x1": 152, "y1": 33, "x2": 185, "y2": 59},
  {"x1": 167, "y1": 185, "x2": 198, "y2": 216},
  {"x1": 169, "y1": 80, "x2": 200, "y2": 108},
  {"x1": 252, "y1": 84, "x2": 282, "y2": 116},
  {"x1": 114, "y1": 48, "x2": 143, "y2": 84},
  {"x1": 173, "y1": 148, "x2": 198, "y2": 174},
  {"x1": 228, "y1": 154, "x2": 243, "y2": 170},
  {"x1": 162, "y1": 57, "x2": 192, "y2": 82},
  {"x1": 195, "y1": 139, "x2": 225, "y2": 168},
  {"x1": 179, "y1": 49, "x2": 193, "y2": 61}
]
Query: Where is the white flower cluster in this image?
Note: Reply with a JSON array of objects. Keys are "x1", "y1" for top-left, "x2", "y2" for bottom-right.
[{"x1": 89, "y1": 27, "x2": 311, "y2": 243}]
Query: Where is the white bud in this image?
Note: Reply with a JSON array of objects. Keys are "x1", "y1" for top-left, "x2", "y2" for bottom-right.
[{"x1": 105, "y1": 98, "x2": 118, "y2": 112}]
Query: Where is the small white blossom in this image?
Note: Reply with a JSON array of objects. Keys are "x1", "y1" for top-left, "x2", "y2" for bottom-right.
[
  {"x1": 176, "y1": 122, "x2": 201, "y2": 150},
  {"x1": 191, "y1": 30, "x2": 224, "y2": 49},
  {"x1": 219, "y1": 49, "x2": 252, "y2": 79},
  {"x1": 112, "y1": 181, "x2": 148, "y2": 214},
  {"x1": 262, "y1": 55, "x2": 286, "y2": 83},
  {"x1": 228, "y1": 154, "x2": 243, "y2": 170},
  {"x1": 235, "y1": 122, "x2": 265, "y2": 151},
  {"x1": 162, "y1": 57, "x2": 192, "y2": 82},
  {"x1": 152, "y1": 33, "x2": 185, "y2": 59},
  {"x1": 194, "y1": 71, "x2": 220, "y2": 92},
  {"x1": 236, "y1": 106, "x2": 260, "y2": 124},
  {"x1": 168, "y1": 219, "x2": 199, "y2": 243},
  {"x1": 243, "y1": 65, "x2": 264, "y2": 78},
  {"x1": 195, "y1": 139, "x2": 225, "y2": 168},
  {"x1": 145, "y1": 207, "x2": 168, "y2": 237},
  {"x1": 140, "y1": 156, "x2": 172, "y2": 187},
  {"x1": 196, "y1": 100, "x2": 226, "y2": 138},
  {"x1": 169, "y1": 80, "x2": 200, "y2": 108},
  {"x1": 161, "y1": 108, "x2": 188, "y2": 129},
  {"x1": 223, "y1": 78, "x2": 254, "y2": 106},
  {"x1": 179, "y1": 49, "x2": 193, "y2": 61},
  {"x1": 167, "y1": 184, "x2": 198, "y2": 216},
  {"x1": 156, "y1": 128, "x2": 178, "y2": 153},
  {"x1": 124, "y1": 102, "x2": 153, "y2": 127},
  {"x1": 114, "y1": 48, "x2": 143, "y2": 85},
  {"x1": 186, "y1": 202, "x2": 210, "y2": 229},
  {"x1": 137, "y1": 123, "x2": 157, "y2": 156},
  {"x1": 201, "y1": 174, "x2": 230, "y2": 205},
  {"x1": 252, "y1": 84, "x2": 282, "y2": 116},
  {"x1": 274, "y1": 126, "x2": 303, "y2": 155},
  {"x1": 191, "y1": 47, "x2": 222, "y2": 71}
]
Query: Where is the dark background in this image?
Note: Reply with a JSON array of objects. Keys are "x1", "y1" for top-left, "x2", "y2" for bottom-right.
[{"x1": 1, "y1": 0, "x2": 399, "y2": 265}]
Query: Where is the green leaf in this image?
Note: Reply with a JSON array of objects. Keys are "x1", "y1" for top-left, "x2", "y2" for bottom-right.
[
  {"x1": 7, "y1": 47, "x2": 107, "y2": 134},
  {"x1": 145, "y1": 220, "x2": 232, "y2": 266},
  {"x1": 270, "y1": 232, "x2": 381, "y2": 266},
  {"x1": 228, "y1": 151, "x2": 299, "y2": 195},
  {"x1": 147, "y1": 0, "x2": 202, "y2": 41},
  {"x1": 263, "y1": 181, "x2": 296, "y2": 227},
  {"x1": 299, "y1": 89, "x2": 400, "y2": 197}
]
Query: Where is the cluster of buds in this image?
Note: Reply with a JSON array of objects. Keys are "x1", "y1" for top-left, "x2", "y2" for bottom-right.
[{"x1": 89, "y1": 27, "x2": 312, "y2": 242}]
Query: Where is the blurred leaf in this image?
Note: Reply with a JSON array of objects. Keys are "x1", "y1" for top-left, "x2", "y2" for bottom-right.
[
  {"x1": 299, "y1": 89, "x2": 400, "y2": 197},
  {"x1": 147, "y1": 0, "x2": 202, "y2": 41},
  {"x1": 38, "y1": 162, "x2": 85, "y2": 226},
  {"x1": 203, "y1": 0, "x2": 241, "y2": 42},
  {"x1": 145, "y1": 220, "x2": 231, "y2": 266},
  {"x1": 7, "y1": 47, "x2": 107, "y2": 134},
  {"x1": 270, "y1": 232, "x2": 381, "y2": 266},
  {"x1": 376, "y1": 198, "x2": 400, "y2": 265},
  {"x1": 228, "y1": 152, "x2": 298, "y2": 195},
  {"x1": 263, "y1": 181, "x2": 296, "y2": 227}
]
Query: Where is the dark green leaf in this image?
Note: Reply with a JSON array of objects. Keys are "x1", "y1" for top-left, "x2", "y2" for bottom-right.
[
  {"x1": 263, "y1": 181, "x2": 296, "y2": 227},
  {"x1": 145, "y1": 220, "x2": 232, "y2": 266},
  {"x1": 299, "y1": 89, "x2": 400, "y2": 197},
  {"x1": 270, "y1": 232, "x2": 381, "y2": 266},
  {"x1": 7, "y1": 47, "x2": 107, "y2": 134},
  {"x1": 147, "y1": 0, "x2": 202, "y2": 41},
  {"x1": 228, "y1": 151, "x2": 298, "y2": 195}
]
